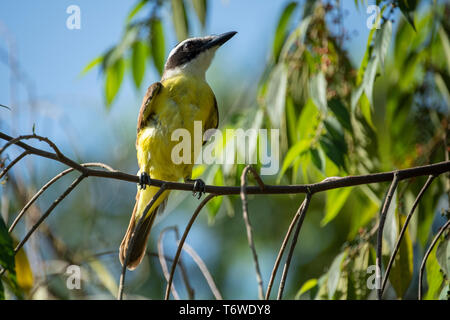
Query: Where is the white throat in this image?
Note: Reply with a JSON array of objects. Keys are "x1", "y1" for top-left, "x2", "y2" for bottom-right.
[{"x1": 162, "y1": 48, "x2": 217, "y2": 81}]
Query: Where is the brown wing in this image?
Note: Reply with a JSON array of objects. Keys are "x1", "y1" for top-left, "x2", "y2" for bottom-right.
[
  {"x1": 202, "y1": 94, "x2": 219, "y2": 145},
  {"x1": 137, "y1": 82, "x2": 163, "y2": 132}
]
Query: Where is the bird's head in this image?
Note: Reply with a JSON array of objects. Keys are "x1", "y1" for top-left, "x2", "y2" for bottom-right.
[{"x1": 162, "y1": 31, "x2": 237, "y2": 80}]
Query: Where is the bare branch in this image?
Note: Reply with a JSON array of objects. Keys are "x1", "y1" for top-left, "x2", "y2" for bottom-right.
[
  {"x1": 381, "y1": 175, "x2": 435, "y2": 294},
  {"x1": 0, "y1": 150, "x2": 30, "y2": 179},
  {"x1": 418, "y1": 219, "x2": 450, "y2": 300},
  {"x1": 240, "y1": 165, "x2": 264, "y2": 300},
  {"x1": 277, "y1": 192, "x2": 312, "y2": 300},
  {"x1": 0, "y1": 134, "x2": 63, "y2": 158},
  {"x1": 9, "y1": 162, "x2": 114, "y2": 233},
  {"x1": 180, "y1": 242, "x2": 223, "y2": 300},
  {"x1": 265, "y1": 200, "x2": 303, "y2": 299},
  {"x1": 164, "y1": 194, "x2": 216, "y2": 300},
  {"x1": 14, "y1": 173, "x2": 87, "y2": 253},
  {"x1": 376, "y1": 172, "x2": 400, "y2": 300}
]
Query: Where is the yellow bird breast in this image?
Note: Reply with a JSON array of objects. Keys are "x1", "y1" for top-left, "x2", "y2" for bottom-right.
[{"x1": 136, "y1": 74, "x2": 217, "y2": 182}]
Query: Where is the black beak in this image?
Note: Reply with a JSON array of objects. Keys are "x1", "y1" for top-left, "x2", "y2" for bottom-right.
[{"x1": 203, "y1": 31, "x2": 237, "y2": 50}]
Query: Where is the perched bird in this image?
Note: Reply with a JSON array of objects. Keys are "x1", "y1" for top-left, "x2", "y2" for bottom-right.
[{"x1": 119, "y1": 31, "x2": 237, "y2": 269}]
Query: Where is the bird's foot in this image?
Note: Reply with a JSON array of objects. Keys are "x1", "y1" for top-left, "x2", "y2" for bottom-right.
[
  {"x1": 139, "y1": 172, "x2": 151, "y2": 190},
  {"x1": 187, "y1": 178, "x2": 205, "y2": 199}
]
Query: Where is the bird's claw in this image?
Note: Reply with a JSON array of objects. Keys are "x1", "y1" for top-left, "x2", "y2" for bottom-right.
[
  {"x1": 139, "y1": 172, "x2": 151, "y2": 190},
  {"x1": 192, "y1": 179, "x2": 206, "y2": 199}
]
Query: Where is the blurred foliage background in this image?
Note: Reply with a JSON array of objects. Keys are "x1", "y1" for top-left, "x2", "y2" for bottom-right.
[{"x1": 1, "y1": 0, "x2": 449, "y2": 300}]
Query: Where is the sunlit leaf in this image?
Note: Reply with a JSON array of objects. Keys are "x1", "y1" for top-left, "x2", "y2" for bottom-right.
[
  {"x1": 105, "y1": 58, "x2": 125, "y2": 106},
  {"x1": 327, "y1": 251, "x2": 347, "y2": 299},
  {"x1": 374, "y1": 20, "x2": 392, "y2": 70},
  {"x1": 151, "y1": 19, "x2": 166, "y2": 76},
  {"x1": 171, "y1": 0, "x2": 189, "y2": 42},
  {"x1": 347, "y1": 242, "x2": 371, "y2": 299},
  {"x1": 277, "y1": 139, "x2": 311, "y2": 183},
  {"x1": 273, "y1": 2, "x2": 298, "y2": 62},
  {"x1": 310, "y1": 72, "x2": 327, "y2": 113},
  {"x1": 265, "y1": 63, "x2": 288, "y2": 128},
  {"x1": 295, "y1": 278, "x2": 318, "y2": 299},
  {"x1": 362, "y1": 55, "x2": 378, "y2": 107},
  {"x1": 425, "y1": 240, "x2": 445, "y2": 300},
  {"x1": 321, "y1": 187, "x2": 353, "y2": 226},
  {"x1": 80, "y1": 56, "x2": 103, "y2": 76},
  {"x1": 131, "y1": 41, "x2": 147, "y2": 88},
  {"x1": 14, "y1": 246, "x2": 33, "y2": 293},
  {"x1": 126, "y1": 0, "x2": 147, "y2": 24}
]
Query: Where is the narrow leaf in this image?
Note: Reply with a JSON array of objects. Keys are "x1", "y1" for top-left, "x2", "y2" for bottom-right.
[
  {"x1": 105, "y1": 58, "x2": 125, "y2": 106},
  {"x1": 192, "y1": 0, "x2": 207, "y2": 27},
  {"x1": 310, "y1": 72, "x2": 327, "y2": 113},
  {"x1": 321, "y1": 187, "x2": 353, "y2": 226},
  {"x1": 131, "y1": 41, "x2": 147, "y2": 88},
  {"x1": 171, "y1": 0, "x2": 189, "y2": 41},
  {"x1": 327, "y1": 251, "x2": 347, "y2": 299},
  {"x1": 273, "y1": 2, "x2": 298, "y2": 61},
  {"x1": 151, "y1": 19, "x2": 166, "y2": 76}
]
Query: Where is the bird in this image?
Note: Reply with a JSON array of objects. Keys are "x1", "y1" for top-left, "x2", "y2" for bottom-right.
[{"x1": 119, "y1": 31, "x2": 237, "y2": 270}]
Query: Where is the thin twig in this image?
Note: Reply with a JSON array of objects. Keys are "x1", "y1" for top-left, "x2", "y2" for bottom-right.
[
  {"x1": 381, "y1": 175, "x2": 435, "y2": 294},
  {"x1": 0, "y1": 134, "x2": 63, "y2": 158},
  {"x1": 118, "y1": 183, "x2": 167, "y2": 300},
  {"x1": 0, "y1": 150, "x2": 30, "y2": 179},
  {"x1": 418, "y1": 219, "x2": 450, "y2": 300},
  {"x1": 164, "y1": 194, "x2": 216, "y2": 300},
  {"x1": 240, "y1": 165, "x2": 264, "y2": 300},
  {"x1": 9, "y1": 162, "x2": 114, "y2": 232},
  {"x1": 14, "y1": 173, "x2": 87, "y2": 253},
  {"x1": 277, "y1": 192, "x2": 312, "y2": 300},
  {"x1": 180, "y1": 241, "x2": 223, "y2": 300},
  {"x1": 376, "y1": 172, "x2": 400, "y2": 300},
  {"x1": 265, "y1": 200, "x2": 304, "y2": 300},
  {"x1": 157, "y1": 227, "x2": 182, "y2": 300}
]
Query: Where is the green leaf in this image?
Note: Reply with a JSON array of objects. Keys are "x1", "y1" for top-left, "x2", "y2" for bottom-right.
[
  {"x1": 436, "y1": 235, "x2": 449, "y2": 279},
  {"x1": 310, "y1": 72, "x2": 327, "y2": 113},
  {"x1": 298, "y1": 98, "x2": 320, "y2": 140},
  {"x1": 310, "y1": 147, "x2": 325, "y2": 173},
  {"x1": 295, "y1": 278, "x2": 318, "y2": 299},
  {"x1": 273, "y1": 2, "x2": 298, "y2": 61},
  {"x1": 362, "y1": 55, "x2": 378, "y2": 107},
  {"x1": 360, "y1": 92, "x2": 374, "y2": 129},
  {"x1": 374, "y1": 20, "x2": 392, "y2": 70},
  {"x1": 150, "y1": 19, "x2": 166, "y2": 76},
  {"x1": 192, "y1": 0, "x2": 207, "y2": 27},
  {"x1": 105, "y1": 58, "x2": 125, "y2": 106},
  {"x1": 321, "y1": 187, "x2": 353, "y2": 226},
  {"x1": 348, "y1": 242, "x2": 371, "y2": 300},
  {"x1": 397, "y1": 0, "x2": 417, "y2": 31},
  {"x1": 425, "y1": 240, "x2": 445, "y2": 300},
  {"x1": 81, "y1": 56, "x2": 103, "y2": 76},
  {"x1": 171, "y1": 0, "x2": 189, "y2": 41},
  {"x1": 327, "y1": 251, "x2": 347, "y2": 299},
  {"x1": 328, "y1": 98, "x2": 352, "y2": 133},
  {"x1": 438, "y1": 27, "x2": 450, "y2": 74},
  {"x1": 131, "y1": 41, "x2": 147, "y2": 88},
  {"x1": 319, "y1": 135, "x2": 346, "y2": 169},
  {"x1": 277, "y1": 139, "x2": 310, "y2": 183},
  {"x1": 265, "y1": 63, "x2": 288, "y2": 128},
  {"x1": 126, "y1": 0, "x2": 147, "y2": 24},
  {"x1": 0, "y1": 217, "x2": 15, "y2": 274},
  {"x1": 388, "y1": 214, "x2": 413, "y2": 299}
]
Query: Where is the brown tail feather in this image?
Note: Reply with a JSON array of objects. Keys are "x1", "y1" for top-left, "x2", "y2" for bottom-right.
[{"x1": 119, "y1": 193, "x2": 160, "y2": 270}]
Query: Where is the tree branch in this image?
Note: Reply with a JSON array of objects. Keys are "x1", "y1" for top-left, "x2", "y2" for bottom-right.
[
  {"x1": 381, "y1": 175, "x2": 435, "y2": 295},
  {"x1": 240, "y1": 165, "x2": 264, "y2": 300},
  {"x1": 376, "y1": 172, "x2": 400, "y2": 300}
]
